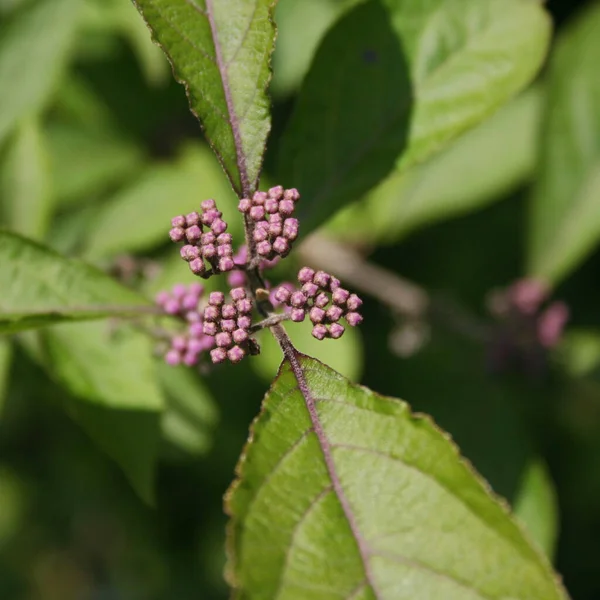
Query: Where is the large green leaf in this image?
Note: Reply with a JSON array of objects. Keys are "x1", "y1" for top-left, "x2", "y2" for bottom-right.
[
  {"x1": 528, "y1": 3, "x2": 600, "y2": 284},
  {"x1": 0, "y1": 231, "x2": 151, "y2": 333},
  {"x1": 132, "y1": 0, "x2": 276, "y2": 196},
  {"x1": 281, "y1": 0, "x2": 551, "y2": 234},
  {"x1": 0, "y1": 0, "x2": 82, "y2": 145},
  {"x1": 0, "y1": 118, "x2": 52, "y2": 239},
  {"x1": 227, "y1": 354, "x2": 567, "y2": 599},
  {"x1": 326, "y1": 87, "x2": 542, "y2": 244},
  {"x1": 38, "y1": 321, "x2": 165, "y2": 503}
]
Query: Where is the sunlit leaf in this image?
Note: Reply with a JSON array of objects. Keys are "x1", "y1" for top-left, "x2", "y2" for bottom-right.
[{"x1": 227, "y1": 354, "x2": 567, "y2": 599}]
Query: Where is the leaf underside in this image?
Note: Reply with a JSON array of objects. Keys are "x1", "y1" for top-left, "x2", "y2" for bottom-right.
[{"x1": 226, "y1": 354, "x2": 567, "y2": 600}]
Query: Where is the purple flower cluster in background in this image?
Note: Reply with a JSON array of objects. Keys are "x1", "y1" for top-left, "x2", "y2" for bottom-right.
[
  {"x1": 201, "y1": 289, "x2": 258, "y2": 364},
  {"x1": 155, "y1": 283, "x2": 215, "y2": 366},
  {"x1": 238, "y1": 186, "x2": 300, "y2": 260},
  {"x1": 170, "y1": 199, "x2": 234, "y2": 277},
  {"x1": 273, "y1": 268, "x2": 363, "y2": 340}
]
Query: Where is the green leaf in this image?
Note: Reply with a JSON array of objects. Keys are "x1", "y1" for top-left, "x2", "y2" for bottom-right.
[
  {"x1": 326, "y1": 87, "x2": 542, "y2": 244},
  {"x1": 0, "y1": 0, "x2": 82, "y2": 145},
  {"x1": 132, "y1": 0, "x2": 277, "y2": 196},
  {"x1": 227, "y1": 354, "x2": 567, "y2": 599},
  {"x1": 84, "y1": 143, "x2": 239, "y2": 259},
  {"x1": 281, "y1": 0, "x2": 551, "y2": 234},
  {"x1": 0, "y1": 118, "x2": 52, "y2": 239},
  {"x1": 0, "y1": 231, "x2": 151, "y2": 333},
  {"x1": 38, "y1": 321, "x2": 165, "y2": 503},
  {"x1": 0, "y1": 338, "x2": 12, "y2": 417},
  {"x1": 514, "y1": 459, "x2": 559, "y2": 559},
  {"x1": 528, "y1": 3, "x2": 600, "y2": 284}
]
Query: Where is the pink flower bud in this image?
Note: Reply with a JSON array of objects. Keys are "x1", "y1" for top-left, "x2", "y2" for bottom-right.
[
  {"x1": 257, "y1": 241, "x2": 272, "y2": 256},
  {"x1": 274, "y1": 286, "x2": 292, "y2": 303},
  {"x1": 210, "y1": 348, "x2": 227, "y2": 364},
  {"x1": 345, "y1": 312, "x2": 363, "y2": 327},
  {"x1": 172, "y1": 335, "x2": 187, "y2": 351},
  {"x1": 221, "y1": 319, "x2": 236, "y2": 332},
  {"x1": 346, "y1": 294, "x2": 362, "y2": 311},
  {"x1": 209, "y1": 291, "x2": 225, "y2": 306},
  {"x1": 216, "y1": 332, "x2": 232, "y2": 348},
  {"x1": 189, "y1": 322, "x2": 204, "y2": 338},
  {"x1": 238, "y1": 198, "x2": 252, "y2": 213},
  {"x1": 312, "y1": 324, "x2": 327, "y2": 340},
  {"x1": 187, "y1": 338, "x2": 205, "y2": 354},
  {"x1": 326, "y1": 306, "x2": 344, "y2": 322},
  {"x1": 302, "y1": 282, "x2": 319, "y2": 298},
  {"x1": 537, "y1": 302, "x2": 569, "y2": 348},
  {"x1": 202, "y1": 244, "x2": 216, "y2": 258},
  {"x1": 201, "y1": 209, "x2": 218, "y2": 226},
  {"x1": 298, "y1": 267, "x2": 315, "y2": 284},
  {"x1": 329, "y1": 323, "x2": 345, "y2": 339},
  {"x1": 228, "y1": 346, "x2": 245, "y2": 363},
  {"x1": 169, "y1": 227, "x2": 185, "y2": 242},
  {"x1": 201, "y1": 232, "x2": 216, "y2": 245},
  {"x1": 203, "y1": 305, "x2": 219, "y2": 321},
  {"x1": 309, "y1": 307, "x2": 326, "y2": 324},
  {"x1": 228, "y1": 270, "x2": 247, "y2": 288},
  {"x1": 313, "y1": 271, "x2": 330, "y2": 288},
  {"x1": 217, "y1": 233, "x2": 232, "y2": 244},
  {"x1": 165, "y1": 349, "x2": 181, "y2": 365},
  {"x1": 273, "y1": 237, "x2": 289, "y2": 255},
  {"x1": 279, "y1": 200, "x2": 295, "y2": 216},
  {"x1": 291, "y1": 292, "x2": 307, "y2": 308},
  {"x1": 186, "y1": 211, "x2": 200, "y2": 226},
  {"x1": 211, "y1": 219, "x2": 228, "y2": 235},
  {"x1": 219, "y1": 257, "x2": 235, "y2": 272},
  {"x1": 236, "y1": 298, "x2": 253, "y2": 314},
  {"x1": 164, "y1": 299, "x2": 180, "y2": 314},
  {"x1": 231, "y1": 287, "x2": 246, "y2": 301},
  {"x1": 250, "y1": 206, "x2": 266, "y2": 221},
  {"x1": 237, "y1": 316, "x2": 252, "y2": 330},
  {"x1": 265, "y1": 198, "x2": 279, "y2": 214},
  {"x1": 268, "y1": 221, "x2": 283, "y2": 237},
  {"x1": 254, "y1": 227, "x2": 269, "y2": 242},
  {"x1": 253, "y1": 191, "x2": 267, "y2": 205},
  {"x1": 182, "y1": 351, "x2": 198, "y2": 366},
  {"x1": 155, "y1": 291, "x2": 169, "y2": 306},
  {"x1": 284, "y1": 188, "x2": 300, "y2": 202},
  {"x1": 181, "y1": 293, "x2": 199, "y2": 311},
  {"x1": 218, "y1": 244, "x2": 233, "y2": 257},
  {"x1": 201, "y1": 199, "x2": 216, "y2": 211},
  {"x1": 189, "y1": 258, "x2": 205, "y2": 275},
  {"x1": 332, "y1": 288, "x2": 350, "y2": 305},
  {"x1": 283, "y1": 219, "x2": 299, "y2": 240},
  {"x1": 171, "y1": 215, "x2": 186, "y2": 228},
  {"x1": 291, "y1": 308, "x2": 306, "y2": 322},
  {"x1": 203, "y1": 321, "x2": 218, "y2": 336},
  {"x1": 268, "y1": 185, "x2": 284, "y2": 199},
  {"x1": 233, "y1": 329, "x2": 248, "y2": 344},
  {"x1": 221, "y1": 304, "x2": 236, "y2": 319},
  {"x1": 172, "y1": 284, "x2": 187, "y2": 298},
  {"x1": 329, "y1": 277, "x2": 341, "y2": 291},
  {"x1": 185, "y1": 225, "x2": 201, "y2": 244},
  {"x1": 315, "y1": 293, "x2": 329, "y2": 308}
]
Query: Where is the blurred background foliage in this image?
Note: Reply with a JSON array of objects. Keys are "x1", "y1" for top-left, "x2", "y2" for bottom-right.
[{"x1": 1, "y1": 0, "x2": 600, "y2": 598}]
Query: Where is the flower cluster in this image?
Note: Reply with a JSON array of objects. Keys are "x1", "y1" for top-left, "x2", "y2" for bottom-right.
[
  {"x1": 155, "y1": 283, "x2": 215, "y2": 366},
  {"x1": 170, "y1": 199, "x2": 234, "y2": 277},
  {"x1": 238, "y1": 186, "x2": 300, "y2": 260},
  {"x1": 201, "y1": 289, "x2": 259, "y2": 364},
  {"x1": 273, "y1": 268, "x2": 363, "y2": 340}
]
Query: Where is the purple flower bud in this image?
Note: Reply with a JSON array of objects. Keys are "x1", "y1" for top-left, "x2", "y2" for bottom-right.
[
  {"x1": 234, "y1": 245, "x2": 248, "y2": 266},
  {"x1": 236, "y1": 298, "x2": 253, "y2": 314},
  {"x1": 172, "y1": 284, "x2": 187, "y2": 298},
  {"x1": 268, "y1": 185, "x2": 284, "y2": 199},
  {"x1": 189, "y1": 258, "x2": 205, "y2": 275},
  {"x1": 537, "y1": 301, "x2": 569, "y2": 348},
  {"x1": 181, "y1": 293, "x2": 199, "y2": 311},
  {"x1": 265, "y1": 198, "x2": 279, "y2": 214},
  {"x1": 257, "y1": 241, "x2": 272, "y2": 256},
  {"x1": 169, "y1": 227, "x2": 185, "y2": 242},
  {"x1": 233, "y1": 328, "x2": 248, "y2": 344},
  {"x1": 315, "y1": 293, "x2": 329, "y2": 308},
  {"x1": 221, "y1": 304, "x2": 237, "y2": 319},
  {"x1": 165, "y1": 349, "x2": 181, "y2": 365},
  {"x1": 254, "y1": 227, "x2": 269, "y2": 242},
  {"x1": 345, "y1": 312, "x2": 363, "y2": 327},
  {"x1": 326, "y1": 306, "x2": 344, "y2": 322},
  {"x1": 219, "y1": 257, "x2": 235, "y2": 272},
  {"x1": 273, "y1": 237, "x2": 289, "y2": 255},
  {"x1": 250, "y1": 206, "x2": 265, "y2": 221},
  {"x1": 183, "y1": 351, "x2": 198, "y2": 366},
  {"x1": 302, "y1": 282, "x2": 319, "y2": 298},
  {"x1": 313, "y1": 271, "x2": 331, "y2": 288},
  {"x1": 164, "y1": 298, "x2": 180, "y2": 314},
  {"x1": 228, "y1": 270, "x2": 247, "y2": 288},
  {"x1": 186, "y1": 310, "x2": 201, "y2": 323},
  {"x1": 185, "y1": 225, "x2": 202, "y2": 244},
  {"x1": 201, "y1": 232, "x2": 216, "y2": 245},
  {"x1": 278, "y1": 199, "x2": 295, "y2": 216},
  {"x1": 346, "y1": 294, "x2": 362, "y2": 311},
  {"x1": 221, "y1": 319, "x2": 236, "y2": 332},
  {"x1": 332, "y1": 288, "x2": 350, "y2": 305},
  {"x1": 291, "y1": 308, "x2": 306, "y2": 322},
  {"x1": 218, "y1": 244, "x2": 233, "y2": 257},
  {"x1": 210, "y1": 348, "x2": 227, "y2": 364},
  {"x1": 230, "y1": 287, "x2": 246, "y2": 301},
  {"x1": 204, "y1": 305, "x2": 219, "y2": 321},
  {"x1": 274, "y1": 286, "x2": 292, "y2": 303},
  {"x1": 186, "y1": 211, "x2": 200, "y2": 227},
  {"x1": 189, "y1": 282, "x2": 203, "y2": 295},
  {"x1": 171, "y1": 215, "x2": 186, "y2": 228},
  {"x1": 228, "y1": 345, "x2": 245, "y2": 363},
  {"x1": 155, "y1": 291, "x2": 169, "y2": 306},
  {"x1": 298, "y1": 267, "x2": 315, "y2": 284},
  {"x1": 217, "y1": 233, "x2": 232, "y2": 244},
  {"x1": 216, "y1": 332, "x2": 232, "y2": 348},
  {"x1": 329, "y1": 323, "x2": 345, "y2": 339},
  {"x1": 201, "y1": 209, "x2": 218, "y2": 226},
  {"x1": 309, "y1": 307, "x2": 326, "y2": 324},
  {"x1": 209, "y1": 291, "x2": 225, "y2": 306},
  {"x1": 189, "y1": 322, "x2": 204, "y2": 338},
  {"x1": 283, "y1": 218, "x2": 299, "y2": 240},
  {"x1": 284, "y1": 188, "x2": 300, "y2": 202},
  {"x1": 203, "y1": 321, "x2": 218, "y2": 336},
  {"x1": 253, "y1": 191, "x2": 267, "y2": 205},
  {"x1": 211, "y1": 219, "x2": 227, "y2": 235},
  {"x1": 171, "y1": 335, "x2": 187, "y2": 351},
  {"x1": 180, "y1": 245, "x2": 197, "y2": 261},
  {"x1": 291, "y1": 291, "x2": 307, "y2": 308},
  {"x1": 238, "y1": 198, "x2": 252, "y2": 213},
  {"x1": 202, "y1": 244, "x2": 216, "y2": 258},
  {"x1": 268, "y1": 221, "x2": 283, "y2": 237},
  {"x1": 269, "y1": 212, "x2": 283, "y2": 223},
  {"x1": 312, "y1": 324, "x2": 328, "y2": 340},
  {"x1": 329, "y1": 277, "x2": 341, "y2": 291},
  {"x1": 201, "y1": 199, "x2": 216, "y2": 211},
  {"x1": 187, "y1": 338, "x2": 205, "y2": 354},
  {"x1": 237, "y1": 315, "x2": 252, "y2": 330}
]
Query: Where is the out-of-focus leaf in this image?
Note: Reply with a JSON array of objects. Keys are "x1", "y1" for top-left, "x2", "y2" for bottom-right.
[
  {"x1": 0, "y1": 0, "x2": 82, "y2": 145},
  {"x1": 0, "y1": 118, "x2": 52, "y2": 239},
  {"x1": 327, "y1": 87, "x2": 542, "y2": 244},
  {"x1": 0, "y1": 339, "x2": 12, "y2": 416},
  {"x1": 39, "y1": 321, "x2": 165, "y2": 504},
  {"x1": 0, "y1": 468, "x2": 25, "y2": 547},
  {"x1": 132, "y1": 0, "x2": 276, "y2": 196},
  {"x1": 556, "y1": 329, "x2": 600, "y2": 379},
  {"x1": 47, "y1": 121, "x2": 145, "y2": 208},
  {"x1": 0, "y1": 231, "x2": 151, "y2": 334},
  {"x1": 157, "y1": 362, "x2": 218, "y2": 457},
  {"x1": 528, "y1": 4, "x2": 600, "y2": 284},
  {"x1": 514, "y1": 459, "x2": 559, "y2": 559},
  {"x1": 271, "y1": 0, "x2": 356, "y2": 98},
  {"x1": 84, "y1": 144, "x2": 240, "y2": 260},
  {"x1": 253, "y1": 321, "x2": 362, "y2": 383},
  {"x1": 281, "y1": 0, "x2": 551, "y2": 235},
  {"x1": 226, "y1": 355, "x2": 567, "y2": 599}
]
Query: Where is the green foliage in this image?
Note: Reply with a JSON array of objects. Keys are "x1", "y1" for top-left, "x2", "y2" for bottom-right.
[
  {"x1": 528, "y1": 1, "x2": 600, "y2": 284},
  {"x1": 0, "y1": 232, "x2": 150, "y2": 333},
  {"x1": 227, "y1": 355, "x2": 566, "y2": 599},
  {"x1": 132, "y1": 0, "x2": 276, "y2": 195},
  {"x1": 282, "y1": 0, "x2": 551, "y2": 234}
]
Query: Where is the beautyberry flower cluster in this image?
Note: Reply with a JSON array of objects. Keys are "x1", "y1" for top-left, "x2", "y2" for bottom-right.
[
  {"x1": 170, "y1": 199, "x2": 234, "y2": 277},
  {"x1": 201, "y1": 288, "x2": 259, "y2": 364},
  {"x1": 238, "y1": 186, "x2": 300, "y2": 260},
  {"x1": 155, "y1": 283, "x2": 215, "y2": 366},
  {"x1": 273, "y1": 268, "x2": 363, "y2": 340}
]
